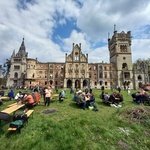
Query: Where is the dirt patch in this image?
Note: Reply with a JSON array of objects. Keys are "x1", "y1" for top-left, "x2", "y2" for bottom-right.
[
  {"x1": 122, "y1": 106, "x2": 150, "y2": 124},
  {"x1": 42, "y1": 108, "x2": 58, "y2": 114}
]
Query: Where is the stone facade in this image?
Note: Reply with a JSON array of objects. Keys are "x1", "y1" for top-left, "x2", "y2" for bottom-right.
[
  {"x1": 6, "y1": 29, "x2": 149, "y2": 90},
  {"x1": 108, "y1": 30, "x2": 133, "y2": 89}
]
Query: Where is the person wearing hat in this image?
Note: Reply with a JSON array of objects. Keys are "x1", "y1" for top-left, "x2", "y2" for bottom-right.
[{"x1": 76, "y1": 91, "x2": 86, "y2": 110}]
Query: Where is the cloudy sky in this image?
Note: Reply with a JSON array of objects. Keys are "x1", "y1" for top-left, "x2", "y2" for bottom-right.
[{"x1": 0, "y1": 0, "x2": 150, "y2": 65}]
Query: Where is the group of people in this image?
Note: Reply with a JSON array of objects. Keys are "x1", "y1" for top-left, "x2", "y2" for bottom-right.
[
  {"x1": 132, "y1": 88, "x2": 150, "y2": 104},
  {"x1": 101, "y1": 91, "x2": 124, "y2": 107},
  {"x1": 74, "y1": 89, "x2": 95, "y2": 110},
  {"x1": 5, "y1": 86, "x2": 53, "y2": 112},
  {"x1": 13, "y1": 90, "x2": 41, "y2": 112}
]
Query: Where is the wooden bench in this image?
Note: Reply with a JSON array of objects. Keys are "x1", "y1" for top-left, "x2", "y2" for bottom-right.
[
  {"x1": 51, "y1": 94, "x2": 59, "y2": 101},
  {"x1": 7, "y1": 103, "x2": 17, "y2": 107},
  {"x1": 8, "y1": 110, "x2": 34, "y2": 131},
  {"x1": 25, "y1": 110, "x2": 34, "y2": 118},
  {"x1": 1, "y1": 104, "x2": 25, "y2": 115},
  {"x1": 0, "y1": 96, "x2": 10, "y2": 100}
]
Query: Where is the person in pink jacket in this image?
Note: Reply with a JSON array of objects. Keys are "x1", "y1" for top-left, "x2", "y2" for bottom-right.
[{"x1": 44, "y1": 86, "x2": 52, "y2": 106}]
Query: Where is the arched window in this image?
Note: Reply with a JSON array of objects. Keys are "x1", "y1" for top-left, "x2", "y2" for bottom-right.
[
  {"x1": 75, "y1": 52, "x2": 79, "y2": 61},
  {"x1": 122, "y1": 63, "x2": 128, "y2": 70},
  {"x1": 137, "y1": 75, "x2": 142, "y2": 81},
  {"x1": 14, "y1": 72, "x2": 18, "y2": 78}
]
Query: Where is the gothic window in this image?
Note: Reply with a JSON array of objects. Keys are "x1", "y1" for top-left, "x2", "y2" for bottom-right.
[
  {"x1": 122, "y1": 63, "x2": 128, "y2": 70},
  {"x1": 94, "y1": 66, "x2": 96, "y2": 70},
  {"x1": 89, "y1": 73, "x2": 91, "y2": 78},
  {"x1": 137, "y1": 75, "x2": 142, "y2": 81},
  {"x1": 104, "y1": 66, "x2": 107, "y2": 70},
  {"x1": 14, "y1": 72, "x2": 18, "y2": 78},
  {"x1": 14, "y1": 65, "x2": 20, "y2": 70},
  {"x1": 32, "y1": 73, "x2": 34, "y2": 78},
  {"x1": 110, "y1": 73, "x2": 112, "y2": 78},
  {"x1": 110, "y1": 66, "x2": 112, "y2": 70},
  {"x1": 124, "y1": 72, "x2": 130, "y2": 79},
  {"x1": 99, "y1": 66, "x2": 102, "y2": 70},
  {"x1": 50, "y1": 64, "x2": 53, "y2": 68},
  {"x1": 82, "y1": 64, "x2": 85, "y2": 68},
  {"x1": 99, "y1": 81, "x2": 103, "y2": 85},
  {"x1": 81, "y1": 70, "x2": 85, "y2": 73},
  {"x1": 68, "y1": 69, "x2": 72, "y2": 73},
  {"x1": 76, "y1": 64, "x2": 78, "y2": 67},
  {"x1": 55, "y1": 72, "x2": 58, "y2": 78},
  {"x1": 94, "y1": 82, "x2": 97, "y2": 85},
  {"x1": 105, "y1": 82, "x2": 107, "y2": 86},
  {"x1": 99, "y1": 73, "x2": 103, "y2": 78},
  {"x1": 50, "y1": 70, "x2": 53, "y2": 74},
  {"x1": 75, "y1": 52, "x2": 79, "y2": 61},
  {"x1": 120, "y1": 45, "x2": 127, "y2": 52},
  {"x1": 75, "y1": 69, "x2": 79, "y2": 73},
  {"x1": 104, "y1": 72, "x2": 107, "y2": 78}
]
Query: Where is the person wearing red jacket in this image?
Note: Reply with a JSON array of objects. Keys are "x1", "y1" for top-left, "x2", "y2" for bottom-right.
[{"x1": 24, "y1": 94, "x2": 35, "y2": 112}]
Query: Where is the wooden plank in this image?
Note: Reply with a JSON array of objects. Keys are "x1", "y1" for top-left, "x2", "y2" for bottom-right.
[
  {"x1": 7, "y1": 103, "x2": 17, "y2": 107},
  {"x1": 25, "y1": 110, "x2": 34, "y2": 117},
  {"x1": 1, "y1": 104, "x2": 25, "y2": 114},
  {"x1": 51, "y1": 94, "x2": 59, "y2": 100},
  {"x1": 0, "y1": 96, "x2": 9, "y2": 100},
  {"x1": 8, "y1": 127, "x2": 17, "y2": 131}
]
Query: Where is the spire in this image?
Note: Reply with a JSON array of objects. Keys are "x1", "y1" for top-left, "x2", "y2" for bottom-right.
[
  {"x1": 108, "y1": 33, "x2": 110, "y2": 41},
  {"x1": 20, "y1": 37, "x2": 25, "y2": 51},
  {"x1": 12, "y1": 49, "x2": 15, "y2": 56},
  {"x1": 114, "y1": 24, "x2": 116, "y2": 31},
  {"x1": 17, "y1": 38, "x2": 28, "y2": 57}
]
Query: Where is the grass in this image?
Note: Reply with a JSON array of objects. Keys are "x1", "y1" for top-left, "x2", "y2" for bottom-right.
[{"x1": 0, "y1": 88, "x2": 150, "y2": 150}]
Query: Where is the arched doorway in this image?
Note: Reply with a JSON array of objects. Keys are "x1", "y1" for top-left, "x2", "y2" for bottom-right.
[
  {"x1": 49, "y1": 80, "x2": 53, "y2": 85},
  {"x1": 75, "y1": 79, "x2": 80, "y2": 89},
  {"x1": 83, "y1": 79, "x2": 88, "y2": 88},
  {"x1": 67, "y1": 79, "x2": 72, "y2": 88}
]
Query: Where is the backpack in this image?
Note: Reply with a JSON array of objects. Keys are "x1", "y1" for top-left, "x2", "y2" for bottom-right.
[
  {"x1": 0, "y1": 112, "x2": 11, "y2": 121},
  {"x1": 9, "y1": 120, "x2": 24, "y2": 128},
  {"x1": 13, "y1": 113, "x2": 28, "y2": 123}
]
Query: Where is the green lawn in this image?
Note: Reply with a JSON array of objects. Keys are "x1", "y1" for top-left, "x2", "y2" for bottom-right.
[{"x1": 0, "y1": 89, "x2": 150, "y2": 150}]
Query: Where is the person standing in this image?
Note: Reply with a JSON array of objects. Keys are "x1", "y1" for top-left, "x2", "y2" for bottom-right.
[
  {"x1": 127, "y1": 86, "x2": 131, "y2": 95},
  {"x1": 117, "y1": 86, "x2": 121, "y2": 93},
  {"x1": 44, "y1": 86, "x2": 52, "y2": 106}
]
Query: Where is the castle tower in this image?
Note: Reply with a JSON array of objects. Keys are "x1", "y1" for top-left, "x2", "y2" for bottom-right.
[
  {"x1": 7, "y1": 38, "x2": 28, "y2": 87},
  {"x1": 108, "y1": 25, "x2": 133, "y2": 89}
]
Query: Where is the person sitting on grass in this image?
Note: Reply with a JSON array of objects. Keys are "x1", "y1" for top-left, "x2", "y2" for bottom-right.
[
  {"x1": 103, "y1": 92, "x2": 110, "y2": 105},
  {"x1": 76, "y1": 90, "x2": 87, "y2": 110},
  {"x1": 15, "y1": 91, "x2": 23, "y2": 104},
  {"x1": 8, "y1": 89, "x2": 15, "y2": 100},
  {"x1": 85, "y1": 93, "x2": 95, "y2": 107},
  {"x1": 108, "y1": 92, "x2": 124, "y2": 107},
  {"x1": 59, "y1": 89, "x2": 66, "y2": 102}
]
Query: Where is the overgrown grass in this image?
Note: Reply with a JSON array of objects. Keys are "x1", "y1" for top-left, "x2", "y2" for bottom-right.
[{"x1": 0, "y1": 89, "x2": 150, "y2": 150}]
